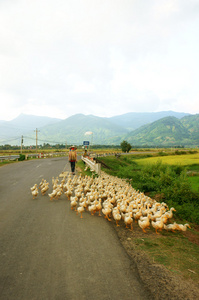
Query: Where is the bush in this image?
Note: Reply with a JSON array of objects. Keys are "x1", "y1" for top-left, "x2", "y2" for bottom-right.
[
  {"x1": 120, "y1": 140, "x2": 131, "y2": 153},
  {"x1": 19, "y1": 154, "x2": 25, "y2": 161}
]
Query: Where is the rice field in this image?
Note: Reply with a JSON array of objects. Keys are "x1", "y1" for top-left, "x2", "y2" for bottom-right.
[{"x1": 136, "y1": 152, "x2": 199, "y2": 166}]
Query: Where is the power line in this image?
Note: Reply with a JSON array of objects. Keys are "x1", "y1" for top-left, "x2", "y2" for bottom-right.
[{"x1": 0, "y1": 137, "x2": 21, "y2": 144}]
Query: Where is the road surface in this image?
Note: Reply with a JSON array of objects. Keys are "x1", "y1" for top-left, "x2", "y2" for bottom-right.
[{"x1": 0, "y1": 157, "x2": 152, "y2": 300}]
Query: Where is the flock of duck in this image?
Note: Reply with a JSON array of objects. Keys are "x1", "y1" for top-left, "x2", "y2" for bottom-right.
[{"x1": 30, "y1": 171, "x2": 191, "y2": 234}]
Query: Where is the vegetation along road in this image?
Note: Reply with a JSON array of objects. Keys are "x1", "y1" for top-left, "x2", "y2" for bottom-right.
[{"x1": 0, "y1": 157, "x2": 153, "y2": 300}]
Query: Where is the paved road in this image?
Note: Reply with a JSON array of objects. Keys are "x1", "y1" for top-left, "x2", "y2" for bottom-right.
[{"x1": 0, "y1": 157, "x2": 152, "y2": 300}]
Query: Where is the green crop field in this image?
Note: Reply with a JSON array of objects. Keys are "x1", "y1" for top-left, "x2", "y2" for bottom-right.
[{"x1": 136, "y1": 153, "x2": 199, "y2": 166}]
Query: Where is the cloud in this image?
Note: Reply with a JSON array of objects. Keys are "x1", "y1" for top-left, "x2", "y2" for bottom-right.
[{"x1": 0, "y1": 0, "x2": 199, "y2": 121}]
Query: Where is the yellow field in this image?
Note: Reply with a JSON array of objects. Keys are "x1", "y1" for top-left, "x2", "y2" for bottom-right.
[{"x1": 136, "y1": 152, "x2": 199, "y2": 166}]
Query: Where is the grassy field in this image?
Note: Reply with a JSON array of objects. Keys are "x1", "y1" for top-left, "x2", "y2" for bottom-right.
[
  {"x1": 136, "y1": 152, "x2": 199, "y2": 167},
  {"x1": 133, "y1": 152, "x2": 199, "y2": 194},
  {"x1": 188, "y1": 176, "x2": 199, "y2": 193}
]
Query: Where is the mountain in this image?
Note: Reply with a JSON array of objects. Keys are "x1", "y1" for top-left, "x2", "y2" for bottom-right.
[
  {"x1": 0, "y1": 111, "x2": 198, "y2": 147},
  {"x1": 180, "y1": 114, "x2": 199, "y2": 142},
  {"x1": 0, "y1": 114, "x2": 62, "y2": 144},
  {"x1": 108, "y1": 111, "x2": 190, "y2": 131},
  {"x1": 33, "y1": 114, "x2": 128, "y2": 145},
  {"x1": 9, "y1": 113, "x2": 61, "y2": 129},
  {"x1": 125, "y1": 115, "x2": 199, "y2": 146}
]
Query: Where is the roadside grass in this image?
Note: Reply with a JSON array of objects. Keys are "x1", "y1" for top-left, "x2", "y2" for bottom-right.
[
  {"x1": 132, "y1": 230, "x2": 199, "y2": 282},
  {"x1": 188, "y1": 176, "x2": 199, "y2": 193},
  {"x1": 76, "y1": 160, "x2": 95, "y2": 177},
  {"x1": 0, "y1": 160, "x2": 16, "y2": 167}
]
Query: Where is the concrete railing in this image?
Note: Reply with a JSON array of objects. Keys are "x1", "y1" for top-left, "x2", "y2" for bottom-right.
[
  {"x1": 81, "y1": 156, "x2": 101, "y2": 175},
  {"x1": 0, "y1": 152, "x2": 67, "y2": 162},
  {"x1": 0, "y1": 155, "x2": 20, "y2": 161}
]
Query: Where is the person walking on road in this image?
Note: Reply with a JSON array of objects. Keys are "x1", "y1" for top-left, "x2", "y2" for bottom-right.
[{"x1": 68, "y1": 145, "x2": 77, "y2": 175}]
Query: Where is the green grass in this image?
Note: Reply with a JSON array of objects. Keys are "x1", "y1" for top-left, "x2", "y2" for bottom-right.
[
  {"x1": 0, "y1": 160, "x2": 17, "y2": 167},
  {"x1": 188, "y1": 176, "x2": 199, "y2": 193},
  {"x1": 76, "y1": 160, "x2": 97, "y2": 177},
  {"x1": 136, "y1": 153, "x2": 199, "y2": 166},
  {"x1": 133, "y1": 233, "x2": 199, "y2": 282},
  {"x1": 134, "y1": 154, "x2": 199, "y2": 194}
]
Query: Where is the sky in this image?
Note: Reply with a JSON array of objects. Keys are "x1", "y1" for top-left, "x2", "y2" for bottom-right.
[{"x1": 0, "y1": 0, "x2": 199, "y2": 121}]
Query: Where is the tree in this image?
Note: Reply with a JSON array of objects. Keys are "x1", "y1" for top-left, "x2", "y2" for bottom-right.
[{"x1": 120, "y1": 140, "x2": 131, "y2": 153}]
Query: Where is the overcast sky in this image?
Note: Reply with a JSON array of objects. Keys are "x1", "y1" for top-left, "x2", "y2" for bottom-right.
[{"x1": 0, "y1": 0, "x2": 199, "y2": 121}]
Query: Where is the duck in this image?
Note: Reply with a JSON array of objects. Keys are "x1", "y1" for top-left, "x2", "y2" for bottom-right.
[
  {"x1": 156, "y1": 214, "x2": 168, "y2": 225},
  {"x1": 102, "y1": 205, "x2": 112, "y2": 221},
  {"x1": 112, "y1": 210, "x2": 122, "y2": 226},
  {"x1": 151, "y1": 206, "x2": 165, "y2": 221},
  {"x1": 95, "y1": 198, "x2": 102, "y2": 216},
  {"x1": 164, "y1": 207, "x2": 176, "y2": 220},
  {"x1": 88, "y1": 200, "x2": 97, "y2": 216},
  {"x1": 175, "y1": 223, "x2": 191, "y2": 231},
  {"x1": 112, "y1": 203, "x2": 121, "y2": 226},
  {"x1": 133, "y1": 206, "x2": 143, "y2": 222},
  {"x1": 138, "y1": 214, "x2": 151, "y2": 233},
  {"x1": 40, "y1": 179, "x2": 47, "y2": 190},
  {"x1": 163, "y1": 222, "x2": 178, "y2": 232},
  {"x1": 48, "y1": 189, "x2": 57, "y2": 201},
  {"x1": 70, "y1": 196, "x2": 78, "y2": 211},
  {"x1": 30, "y1": 184, "x2": 37, "y2": 191},
  {"x1": 41, "y1": 182, "x2": 49, "y2": 195},
  {"x1": 77, "y1": 204, "x2": 85, "y2": 218},
  {"x1": 151, "y1": 216, "x2": 164, "y2": 234},
  {"x1": 31, "y1": 187, "x2": 39, "y2": 199},
  {"x1": 55, "y1": 188, "x2": 62, "y2": 200},
  {"x1": 65, "y1": 188, "x2": 72, "y2": 201},
  {"x1": 124, "y1": 212, "x2": 133, "y2": 230},
  {"x1": 39, "y1": 179, "x2": 45, "y2": 189}
]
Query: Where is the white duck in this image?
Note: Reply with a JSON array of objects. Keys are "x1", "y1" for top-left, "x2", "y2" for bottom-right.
[
  {"x1": 31, "y1": 187, "x2": 39, "y2": 199},
  {"x1": 138, "y1": 214, "x2": 151, "y2": 233},
  {"x1": 124, "y1": 212, "x2": 133, "y2": 230},
  {"x1": 151, "y1": 216, "x2": 164, "y2": 234},
  {"x1": 77, "y1": 204, "x2": 85, "y2": 218},
  {"x1": 175, "y1": 223, "x2": 191, "y2": 231}
]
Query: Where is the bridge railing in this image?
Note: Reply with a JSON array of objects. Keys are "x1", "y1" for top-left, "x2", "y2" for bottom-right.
[
  {"x1": 0, "y1": 152, "x2": 67, "y2": 162},
  {"x1": 0, "y1": 155, "x2": 20, "y2": 161},
  {"x1": 81, "y1": 156, "x2": 101, "y2": 175}
]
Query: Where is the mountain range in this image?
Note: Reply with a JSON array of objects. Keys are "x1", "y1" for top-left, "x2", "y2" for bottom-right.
[{"x1": 0, "y1": 111, "x2": 198, "y2": 147}]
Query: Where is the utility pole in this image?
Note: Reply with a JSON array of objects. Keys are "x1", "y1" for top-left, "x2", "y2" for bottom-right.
[
  {"x1": 34, "y1": 128, "x2": 40, "y2": 154},
  {"x1": 21, "y1": 135, "x2": 23, "y2": 154}
]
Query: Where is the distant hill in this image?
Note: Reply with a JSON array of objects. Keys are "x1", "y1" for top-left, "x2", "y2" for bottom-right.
[
  {"x1": 33, "y1": 114, "x2": 128, "y2": 145},
  {"x1": 125, "y1": 115, "x2": 199, "y2": 146},
  {"x1": 0, "y1": 114, "x2": 62, "y2": 144},
  {"x1": 0, "y1": 111, "x2": 198, "y2": 147},
  {"x1": 9, "y1": 114, "x2": 61, "y2": 129},
  {"x1": 180, "y1": 114, "x2": 199, "y2": 142},
  {"x1": 108, "y1": 111, "x2": 190, "y2": 131}
]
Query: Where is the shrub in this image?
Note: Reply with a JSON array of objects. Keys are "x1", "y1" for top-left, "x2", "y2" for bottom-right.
[
  {"x1": 19, "y1": 154, "x2": 25, "y2": 161},
  {"x1": 120, "y1": 140, "x2": 131, "y2": 153}
]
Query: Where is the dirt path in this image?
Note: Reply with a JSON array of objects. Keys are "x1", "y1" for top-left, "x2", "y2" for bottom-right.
[{"x1": 0, "y1": 157, "x2": 152, "y2": 300}]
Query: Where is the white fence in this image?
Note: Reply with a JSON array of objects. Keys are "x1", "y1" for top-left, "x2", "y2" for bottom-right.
[{"x1": 81, "y1": 156, "x2": 101, "y2": 175}]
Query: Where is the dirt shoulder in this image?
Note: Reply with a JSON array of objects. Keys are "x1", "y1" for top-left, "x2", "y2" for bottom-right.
[{"x1": 113, "y1": 223, "x2": 199, "y2": 300}]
